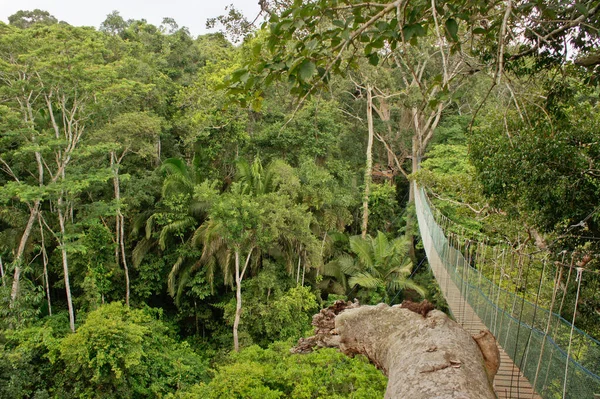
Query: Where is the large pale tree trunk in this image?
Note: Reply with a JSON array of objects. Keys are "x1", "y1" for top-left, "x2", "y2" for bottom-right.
[
  {"x1": 294, "y1": 301, "x2": 499, "y2": 399},
  {"x1": 361, "y1": 85, "x2": 375, "y2": 239}
]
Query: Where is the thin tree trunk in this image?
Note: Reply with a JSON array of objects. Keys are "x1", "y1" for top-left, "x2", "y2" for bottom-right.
[
  {"x1": 362, "y1": 85, "x2": 375, "y2": 239},
  {"x1": 234, "y1": 249, "x2": 242, "y2": 352},
  {"x1": 112, "y1": 152, "x2": 130, "y2": 306},
  {"x1": 0, "y1": 256, "x2": 5, "y2": 287},
  {"x1": 406, "y1": 134, "x2": 419, "y2": 264},
  {"x1": 385, "y1": 124, "x2": 396, "y2": 186},
  {"x1": 317, "y1": 233, "x2": 327, "y2": 278},
  {"x1": 120, "y1": 213, "x2": 130, "y2": 306},
  {"x1": 233, "y1": 247, "x2": 253, "y2": 352},
  {"x1": 114, "y1": 208, "x2": 120, "y2": 266},
  {"x1": 10, "y1": 200, "x2": 41, "y2": 307},
  {"x1": 38, "y1": 213, "x2": 52, "y2": 316},
  {"x1": 156, "y1": 135, "x2": 161, "y2": 166},
  {"x1": 58, "y1": 197, "x2": 75, "y2": 332},
  {"x1": 302, "y1": 252, "x2": 306, "y2": 286},
  {"x1": 296, "y1": 254, "x2": 302, "y2": 284}
]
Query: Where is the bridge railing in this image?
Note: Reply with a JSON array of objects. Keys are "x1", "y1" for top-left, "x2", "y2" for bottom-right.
[{"x1": 415, "y1": 184, "x2": 600, "y2": 399}]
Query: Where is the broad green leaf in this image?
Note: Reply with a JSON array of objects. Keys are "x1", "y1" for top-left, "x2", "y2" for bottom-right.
[
  {"x1": 298, "y1": 60, "x2": 316, "y2": 81},
  {"x1": 368, "y1": 53, "x2": 379, "y2": 66},
  {"x1": 445, "y1": 18, "x2": 459, "y2": 41}
]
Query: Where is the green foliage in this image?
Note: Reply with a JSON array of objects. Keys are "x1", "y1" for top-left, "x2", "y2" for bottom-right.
[
  {"x1": 0, "y1": 280, "x2": 44, "y2": 329},
  {"x1": 252, "y1": 99, "x2": 345, "y2": 166},
  {"x1": 324, "y1": 232, "x2": 425, "y2": 304},
  {"x1": 3, "y1": 3, "x2": 599, "y2": 397},
  {"x1": 71, "y1": 222, "x2": 116, "y2": 310},
  {"x1": 0, "y1": 320, "x2": 64, "y2": 399},
  {"x1": 8, "y1": 9, "x2": 58, "y2": 29},
  {"x1": 230, "y1": 284, "x2": 318, "y2": 346},
  {"x1": 176, "y1": 342, "x2": 387, "y2": 399},
  {"x1": 469, "y1": 75, "x2": 600, "y2": 247},
  {"x1": 368, "y1": 183, "x2": 401, "y2": 234},
  {"x1": 227, "y1": 0, "x2": 501, "y2": 103},
  {"x1": 59, "y1": 302, "x2": 208, "y2": 398}
]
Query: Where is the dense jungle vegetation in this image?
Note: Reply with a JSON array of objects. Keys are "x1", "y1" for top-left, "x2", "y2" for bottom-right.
[{"x1": 1, "y1": 2, "x2": 599, "y2": 398}]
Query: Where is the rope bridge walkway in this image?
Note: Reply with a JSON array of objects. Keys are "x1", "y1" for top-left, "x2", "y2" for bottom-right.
[{"x1": 414, "y1": 183, "x2": 600, "y2": 399}]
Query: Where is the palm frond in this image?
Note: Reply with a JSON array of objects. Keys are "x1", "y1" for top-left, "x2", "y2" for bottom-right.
[
  {"x1": 389, "y1": 258, "x2": 413, "y2": 275},
  {"x1": 168, "y1": 256, "x2": 185, "y2": 297},
  {"x1": 174, "y1": 264, "x2": 194, "y2": 306},
  {"x1": 203, "y1": 256, "x2": 216, "y2": 293},
  {"x1": 390, "y1": 236, "x2": 410, "y2": 257},
  {"x1": 329, "y1": 281, "x2": 346, "y2": 295},
  {"x1": 336, "y1": 254, "x2": 358, "y2": 275},
  {"x1": 349, "y1": 235, "x2": 373, "y2": 269},
  {"x1": 158, "y1": 216, "x2": 196, "y2": 250},
  {"x1": 189, "y1": 199, "x2": 209, "y2": 218},
  {"x1": 348, "y1": 272, "x2": 381, "y2": 290},
  {"x1": 132, "y1": 237, "x2": 153, "y2": 268},
  {"x1": 162, "y1": 174, "x2": 193, "y2": 197},
  {"x1": 387, "y1": 278, "x2": 426, "y2": 297},
  {"x1": 161, "y1": 157, "x2": 189, "y2": 179},
  {"x1": 145, "y1": 214, "x2": 156, "y2": 239},
  {"x1": 132, "y1": 210, "x2": 153, "y2": 237},
  {"x1": 373, "y1": 231, "x2": 392, "y2": 262}
]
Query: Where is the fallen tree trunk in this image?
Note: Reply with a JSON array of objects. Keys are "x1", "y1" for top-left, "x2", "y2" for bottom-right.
[{"x1": 293, "y1": 300, "x2": 499, "y2": 399}]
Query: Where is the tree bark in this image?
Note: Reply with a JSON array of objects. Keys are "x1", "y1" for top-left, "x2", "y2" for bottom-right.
[
  {"x1": 233, "y1": 247, "x2": 253, "y2": 352},
  {"x1": 38, "y1": 213, "x2": 52, "y2": 316},
  {"x1": 58, "y1": 197, "x2": 76, "y2": 332},
  {"x1": 362, "y1": 85, "x2": 375, "y2": 239},
  {"x1": 0, "y1": 256, "x2": 5, "y2": 287},
  {"x1": 294, "y1": 301, "x2": 498, "y2": 399},
  {"x1": 112, "y1": 152, "x2": 130, "y2": 306},
  {"x1": 233, "y1": 249, "x2": 242, "y2": 352},
  {"x1": 406, "y1": 134, "x2": 419, "y2": 264},
  {"x1": 10, "y1": 200, "x2": 41, "y2": 307},
  {"x1": 120, "y1": 213, "x2": 130, "y2": 306}
]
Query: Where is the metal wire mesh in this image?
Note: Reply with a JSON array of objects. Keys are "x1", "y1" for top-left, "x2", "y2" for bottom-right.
[{"x1": 416, "y1": 186, "x2": 600, "y2": 399}]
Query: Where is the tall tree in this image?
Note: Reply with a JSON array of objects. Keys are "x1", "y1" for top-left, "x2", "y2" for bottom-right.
[
  {"x1": 0, "y1": 23, "x2": 141, "y2": 330},
  {"x1": 8, "y1": 9, "x2": 58, "y2": 29},
  {"x1": 98, "y1": 112, "x2": 163, "y2": 306}
]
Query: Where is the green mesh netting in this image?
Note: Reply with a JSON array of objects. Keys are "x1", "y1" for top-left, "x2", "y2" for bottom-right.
[{"x1": 415, "y1": 185, "x2": 600, "y2": 399}]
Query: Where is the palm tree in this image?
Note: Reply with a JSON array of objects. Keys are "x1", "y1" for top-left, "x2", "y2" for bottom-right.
[
  {"x1": 163, "y1": 157, "x2": 276, "y2": 303},
  {"x1": 132, "y1": 158, "x2": 216, "y2": 302},
  {"x1": 190, "y1": 158, "x2": 317, "y2": 351},
  {"x1": 329, "y1": 231, "x2": 425, "y2": 303}
]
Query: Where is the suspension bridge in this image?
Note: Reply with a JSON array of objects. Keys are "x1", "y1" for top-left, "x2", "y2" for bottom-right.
[{"x1": 414, "y1": 183, "x2": 600, "y2": 399}]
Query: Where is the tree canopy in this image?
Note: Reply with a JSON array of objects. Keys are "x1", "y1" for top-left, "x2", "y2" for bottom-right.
[{"x1": 1, "y1": 3, "x2": 599, "y2": 397}]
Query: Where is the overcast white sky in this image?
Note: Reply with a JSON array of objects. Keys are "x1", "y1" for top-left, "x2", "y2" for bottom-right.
[{"x1": 0, "y1": 0, "x2": 261, "y2": 37}]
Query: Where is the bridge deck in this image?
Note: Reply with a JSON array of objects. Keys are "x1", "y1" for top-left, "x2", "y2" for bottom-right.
[{"x1": 415, "y1": 185, "x2": 542, "y2": 399}]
